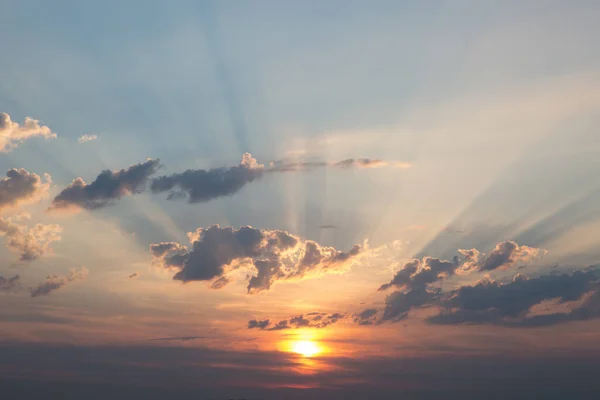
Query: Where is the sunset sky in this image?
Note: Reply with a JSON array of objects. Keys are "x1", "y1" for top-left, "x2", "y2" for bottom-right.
[{"x1": 2, "y1": 1, "x2": 600, "y2": 399}]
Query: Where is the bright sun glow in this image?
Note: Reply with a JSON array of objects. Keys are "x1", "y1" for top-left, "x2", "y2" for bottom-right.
[{"x1": 291, "y1": 340, "x2": 321, "y2": 357}]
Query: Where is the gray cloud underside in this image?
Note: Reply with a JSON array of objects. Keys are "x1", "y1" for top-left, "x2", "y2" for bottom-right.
[{"x1": 50, "y1": 159, "x2": 160, "y2": 210}]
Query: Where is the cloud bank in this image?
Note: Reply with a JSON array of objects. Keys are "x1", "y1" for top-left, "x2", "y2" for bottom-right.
[
  {"x1": 30, "y1": 267, "x2": 88, "y2": 298},
  {"x1": 50, "y1": 159, "x2": 160, "y2": 211},
  {"x1": 0, "y1": 112, "x2": 56, "y2": 152},
  {"x1": 151, "y1": 225, "x2": 364, "y2": 293}
]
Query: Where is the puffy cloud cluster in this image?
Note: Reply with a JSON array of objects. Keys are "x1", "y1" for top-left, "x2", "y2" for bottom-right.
[
  {"x1": 151, "y1": 153, "x2": 407, "y2": 204},
  {"x1": 50, "y1": 159, "x2": 160, "y2": 211},
  {"x1": 356, "y1": 240, "x2": 600, "y2": 327},
  {"x1": 30, "y1": 267, "x2": 88, "y2": 298},
  {"x1": 0, "y1": 168, "x2": 51, "y2": 212},
  {"x1": 0, "y1": 274, "x2": 21, "y2": 293},
  {"x1": 0, "y1": 216, "x2": 62, "y2": 261},
  {"x1": 0, "y1": 112, "x2": 56, "y2": 152},
  {"x1": 248, "y1": 312, "x2": 345, "y2": 331},
  {"x1": 151, "y1": 225, "x2": 363, "y2": 293}
]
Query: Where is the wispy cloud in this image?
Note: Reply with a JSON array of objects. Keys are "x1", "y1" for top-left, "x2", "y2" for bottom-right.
[
  {"x1": 78, "y1": 134, "x2": 98, "y2": 144},
  {"x1": 30, "y1": 267, "x2": 88, "y2": 298}
]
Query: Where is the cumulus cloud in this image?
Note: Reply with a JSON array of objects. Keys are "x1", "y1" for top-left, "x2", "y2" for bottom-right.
[
  {"x1": 0, "y1": 112, "x2": 56, "y2": 152},
  {"x1": 151, "y1": 153, "x2": 407, "y2": 204},
  {"x1": 30, "y1": 267, "x2": 88, "y2": 298},
  {"x1": 248, "y1": 312, "x2": 345, "y2": 331},
  {"x1": 78, "y1": 134, "x2": 98, "y2": 144},
  {"x1": 50, "y1": 159, "x2": 160, "y2": 211},
  {"x1": 151, "y1": 225, "x2": 364, "y2": 293},
  {"x1": 0, "y1": 216, "x2": 62, "y2": 261},
  {"x1": 0, "y1": 274, "x2": 22, "y2": 293},
  {"x1": 0, "y1": 168, "x2": 52, "y2": 212}
]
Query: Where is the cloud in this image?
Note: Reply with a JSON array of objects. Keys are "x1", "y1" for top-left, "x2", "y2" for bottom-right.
[
  {"x1": 0, "y1": 216, "x2": 62, "y2": 261},
  {"x1": 151, "y1": 225, "x2": 364, "y2": 293},
  {"x1": 0, "y1": 274, "x2": 21, "y2": 293},
  {"x1": 0, "y1": 168, "x2": 52, "y2": 212},
  {"x1": 78, "y1": 134, "x2": 98, "y2": 144},
  {"x1": 248, "y1": 313, "x2": 345, "y2": 330},
  {"x1": 365, "y1": 241, "x2": 548, "y2": 324},
  {"x1": 429, "y1": 269, "x2": 600, "y2": 327},
  {"x1": 379, "y1": 241, "x2": 545, "y2": 292},
  {"x1": 478, "y1": 241, "x2": 545, "y2": 271},
  {"x1": 30, "y1": 267, "x2": 88, "y2": 298},
  {"x1": 378, "y1": 256, "x2": 460, "y2": 292},
  {"x1": 151, "y1": 153, "x2": 264, "y2": 203},
  {"x1": 248, "y1": 319, "x2": 270, "y2": 329},
  {"x1": 128, "y1": 272, "x2": 140, "y2": 279},
  {"x1": 50, "y1": 159, "x2": 160, "y2": 211},
  {"x1": 151, "y1": 153, "x2": 407, "y2": 204},
  {"x1": 0, "y1": 112, "x2": 56, "y2": 152}
]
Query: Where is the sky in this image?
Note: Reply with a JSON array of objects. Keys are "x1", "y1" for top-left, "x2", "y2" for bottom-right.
[{"x1": 1, "y1": 0, "x2": 600, "y2": 399}]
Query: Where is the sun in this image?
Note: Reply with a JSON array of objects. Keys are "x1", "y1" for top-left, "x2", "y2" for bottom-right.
[{"x1": 291, "y1": 340, "x2": 321, "y2": 357}]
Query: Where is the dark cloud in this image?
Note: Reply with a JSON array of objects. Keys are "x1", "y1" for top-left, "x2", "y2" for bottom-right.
[
  {"x1": 0, "y1": 112, "x2": 56, "y2": 152},
  {"x1": 429, "y1": 269, "x2": 600, "y2": 327},
  {"x1": 151, "y1": 153, "x2": 264, "y2": 203},
  {"x1": 248, "y1": 319, "x2": 270, "y2": 329},
  {"x1": 151, "y1": 225, "x2": 363, "y2": 293},
  {"x1": 248, "y1": 313, "x2": 345, "y2": 330},
  {"x1": 0, "y1": 216, "x2": 62, "y2": 261},
  {"x1": 378, "y1": 256, "x2": 459, "y2": 292},
  {"x1": 128, "y1": 272, "x2": 140, "y2": 279},
  {"x1": 50, "y1": 159, "x2": 160, "y2": 211},
  {"x1": 0, "y1": 274, "x2": 21, "y2": 293},
  {"x1": 0, "y1": 168, "x2": 51, "y2": 212},
  {"x1": 365, "y1": 241, "x2": 569, "y2": 326},
  {"x1": 151, "y1": 153, "x2": 405, "y2": 204},
  {"x1": 30, "y1": 267, "x2": 88, "y2": 298}
]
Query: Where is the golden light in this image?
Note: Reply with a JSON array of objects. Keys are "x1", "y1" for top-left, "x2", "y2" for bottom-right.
[{"x1": 291, "y1": 340, "x2": 321, "y2": 357}]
